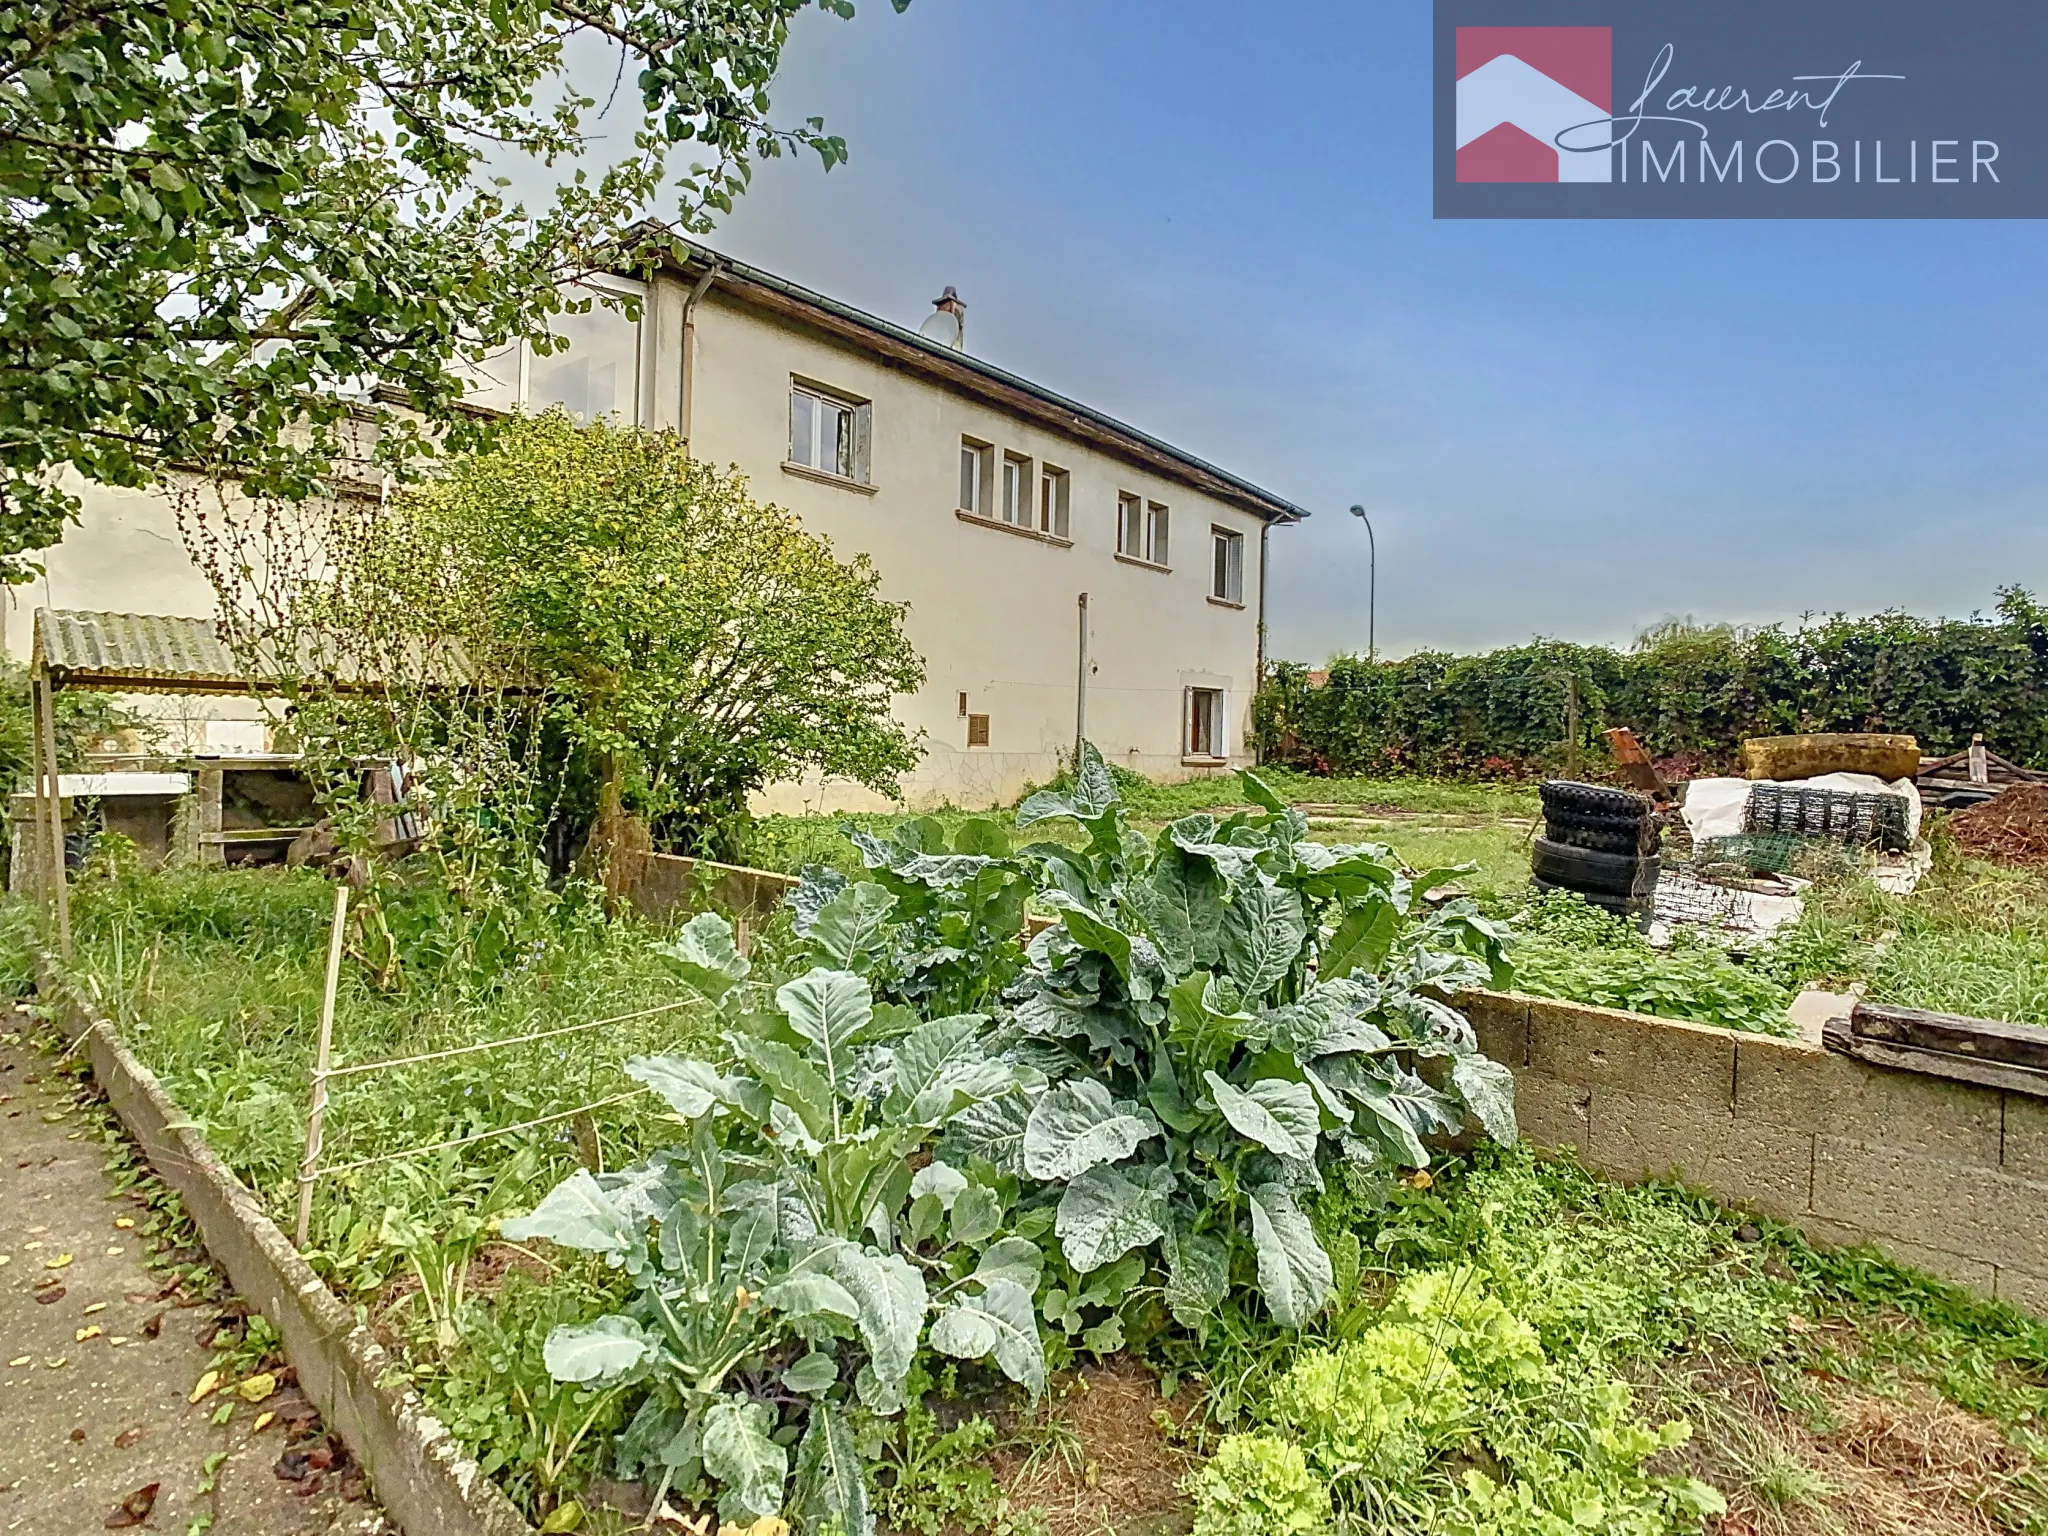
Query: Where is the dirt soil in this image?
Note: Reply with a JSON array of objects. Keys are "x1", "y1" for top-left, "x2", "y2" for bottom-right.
[
  {"x1": 1949, "y1": 785, "x2": 2048, "y2": 867},
  {"x1": 993, "y1": 1363, "x2": 1194, "y2": 1536},
  {"x1": 0, "y1": 1016, "x2": 389, "y2": 1536},
  {"x1": 1670, "y1": 1354, "x2": 2039, "y2": 1536}
]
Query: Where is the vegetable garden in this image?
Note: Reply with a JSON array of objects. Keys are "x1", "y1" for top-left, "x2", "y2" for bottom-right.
[{"x1": 26, "y1": 751, "x2": 2048, "y2": 1535}]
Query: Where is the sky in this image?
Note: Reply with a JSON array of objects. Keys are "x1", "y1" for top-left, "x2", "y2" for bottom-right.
[{"x1": 565, "y1": 0, "x2": 2048, "y2": 663}]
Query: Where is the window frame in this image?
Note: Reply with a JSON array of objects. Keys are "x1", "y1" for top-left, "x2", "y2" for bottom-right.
[
  {"x1": 1038, "y1": 463, "x2": 1070, "y2": 540},
  {"x1": 1000, "y1": 451, "x2": 1032, "y2": 527},
  {"x1": 466, "y1": 277, "x2": 645, "y2": 424},
  {"x1": 959, "y1": 437, "x2": 993, "y2": 516},
  {"x1": 1210, "y1": 526, "x2": 1245, "y2": 605},
  {"x1": 1185, "y1": 686, "x2": 1227, "y2": 761},
  {"x1": 787, "y1": 378, "x2": 873, "y2": 485}
]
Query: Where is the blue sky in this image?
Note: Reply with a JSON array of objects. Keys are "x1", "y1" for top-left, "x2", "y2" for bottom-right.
[{"x1": 589, "y1": 0, "x2": 2048, "y2": 661}]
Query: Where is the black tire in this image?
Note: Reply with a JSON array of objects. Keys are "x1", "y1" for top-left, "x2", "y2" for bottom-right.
[
  {"x1": 1531, "y1": 877, "x2": 1651, "y2": 925},
  {"x1": 1542, "y1": 810, "x2": 1662, "y2": 855},
  {"x1": 1539, "y1": 780, "x2": 1652, "y2": 821},
  {"x1": 1530, "y1": 838, "x2": 1661, "y2": 896}
]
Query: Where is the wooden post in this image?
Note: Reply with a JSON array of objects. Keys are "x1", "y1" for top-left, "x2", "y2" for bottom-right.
[
  {"x1": 295, "y1": 885, "x2": 351, "y2": 1249},
  {"x1": 34, "y1": 674, "x2": 71, "y2": 957},
  {"x1": 1969, "y1": 733, "x2": 1989, "y2": 786}
]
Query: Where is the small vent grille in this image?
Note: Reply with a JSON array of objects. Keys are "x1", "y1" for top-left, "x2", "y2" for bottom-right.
[{"x1": 966, "y1": 713, "x2": 991, "y2": 748}]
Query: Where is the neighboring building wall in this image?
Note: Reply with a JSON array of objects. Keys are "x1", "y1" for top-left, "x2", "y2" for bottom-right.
[
  {"x1": 660, "y1": 279, "x2": 1269, "y2": 812},
  {"x1": 1465, "y1": 989, "x2": 2048, "y2": 1311}
]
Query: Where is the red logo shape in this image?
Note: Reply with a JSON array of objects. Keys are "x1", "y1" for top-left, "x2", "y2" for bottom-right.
[{"x1": 1455, "y1": 27, "x2": 1613, "y2": 184}]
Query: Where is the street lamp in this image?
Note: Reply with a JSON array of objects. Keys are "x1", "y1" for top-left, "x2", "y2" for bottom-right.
[{"x1": 1348, "y1": 505, "x2": 1377, "y2": 662}]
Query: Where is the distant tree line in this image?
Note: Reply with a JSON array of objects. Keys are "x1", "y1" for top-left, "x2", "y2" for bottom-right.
[{"x1": 1252, "y1": 588, "x2": 2048, "y2": 778}]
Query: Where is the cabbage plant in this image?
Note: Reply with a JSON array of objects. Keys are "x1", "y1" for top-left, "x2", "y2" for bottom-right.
[
  {"x1": 503, "y1": 915, "x2": 1045, "y2": 1533},
  {"x1": 939, "y1": 747, "x2": 1519, "y2": 1332}
]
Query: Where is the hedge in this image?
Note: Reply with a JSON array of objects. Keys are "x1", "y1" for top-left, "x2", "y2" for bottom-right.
[{"x1": 1252, "y1": 588, "x2": 2048, "y2": 778}]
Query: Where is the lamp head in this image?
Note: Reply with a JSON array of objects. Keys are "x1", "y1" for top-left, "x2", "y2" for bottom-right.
[{"x1": 1349, "y1": 504, "x2": 1367, "y2": 519}]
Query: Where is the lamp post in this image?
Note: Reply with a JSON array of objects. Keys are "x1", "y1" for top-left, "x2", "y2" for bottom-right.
[{"x1": 1348, "y1": 505, "x2": 1377, "y2": 662}]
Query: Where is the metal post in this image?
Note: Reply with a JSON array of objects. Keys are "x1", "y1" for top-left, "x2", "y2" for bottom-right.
[
  {"x1": 1348, "y1": 506, "x2": 1377, "y2": 662},
  {"x1": 35, "y1": 674, "x2": 71, "y2": 957},
  {"x1": 295, "y1": 884, "x2": 351, "y2": 1249},
  {"x1": 1074, "y1": 592, "x2": 1089, "y2": 764}
]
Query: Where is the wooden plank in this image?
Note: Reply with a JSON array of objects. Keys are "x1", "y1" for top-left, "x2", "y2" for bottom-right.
[
  {"x1": 1826, "y1": 1017, "x2": 2048, "y2": 1099},
  {"x1": 1849, "y1": 1000, "x2": 2048, "y2": 1073}
]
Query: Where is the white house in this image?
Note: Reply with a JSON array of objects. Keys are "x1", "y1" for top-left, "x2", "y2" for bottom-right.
[{"x1": 5, "y1": 245, "x2": 1308, "y2": 810}]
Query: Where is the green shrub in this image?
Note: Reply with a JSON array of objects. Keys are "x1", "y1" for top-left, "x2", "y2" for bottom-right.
[{"x1": 1186, "y1": 1435, "x2": 1331, "y2": 1536}]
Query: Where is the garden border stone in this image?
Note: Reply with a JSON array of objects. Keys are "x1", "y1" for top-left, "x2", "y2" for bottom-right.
[{"x1": 29, "y1": 948, "x2": 537, "y2": 1536}]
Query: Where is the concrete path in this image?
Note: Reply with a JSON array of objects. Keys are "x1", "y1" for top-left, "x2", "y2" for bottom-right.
[{"x1": 0, "y1": 1016, "x2": 390, "y2": 1536}]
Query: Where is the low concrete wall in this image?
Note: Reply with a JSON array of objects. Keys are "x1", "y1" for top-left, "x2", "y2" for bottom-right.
[
  {"x1": 1462, "y1": 989, "x2": 2048, "y2": 1311},
  {"x1": 34, "y1": 958, "x2": 534, "y2": 1536}
]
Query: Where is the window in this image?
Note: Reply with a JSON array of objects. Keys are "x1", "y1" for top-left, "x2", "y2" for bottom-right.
[
  {"x1": 462, "y1": 281, "x2": 642, "y2": 424},
  {"x1": 1001, "y1": 452, "x2": 1031, "y2": 526},
  {"x1": 966, "y1": 713, "x2": 991, "y2": 748},
  {"x1": 1187, "y1": 688, "x2": 1225, "y2": 759},
  {"x1": 789, "y1": 382, "x2": 871, "y2": 483},
  {"x1": 1117, "y1": 494, "x2": 1169, "y2": 565},
  {"x1": 1211, "y1": 527, "x2": 1244, "y2": 604},
  {"x1": 1038, "y1": 465, "x2": 1070, "y2": 539},
  {"x1": 959, "y1": 439, "x2": 993, "y2": 515}
]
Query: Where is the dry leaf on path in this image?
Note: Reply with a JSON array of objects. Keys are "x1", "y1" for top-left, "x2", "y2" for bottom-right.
[{"x1": 103, "y1": 1483, "x2": 159, "y2": 1528}]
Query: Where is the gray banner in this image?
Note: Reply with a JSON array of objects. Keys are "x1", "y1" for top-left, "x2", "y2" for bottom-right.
[{"x1": 1436, "y1": 1, "x2": 2048, "y2": 218}]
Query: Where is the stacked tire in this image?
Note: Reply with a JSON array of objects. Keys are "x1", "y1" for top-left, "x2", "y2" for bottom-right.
[{"x1": 1533, "y1": 781, "x2": 1660, "y2": 922}]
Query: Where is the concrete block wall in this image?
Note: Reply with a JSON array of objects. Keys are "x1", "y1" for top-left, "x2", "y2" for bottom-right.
[{"x1": 1463, "y1": 989, "x2": 2048, "y2": 1309}]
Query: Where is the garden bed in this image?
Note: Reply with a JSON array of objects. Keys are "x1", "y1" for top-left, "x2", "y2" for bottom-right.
[{"x1": 14, "y1": 763, "x2": 2048, "y2": 1535}]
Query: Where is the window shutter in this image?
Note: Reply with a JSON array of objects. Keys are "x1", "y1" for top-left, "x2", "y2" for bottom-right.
[
  {"x1": 1182, "y1": 686, "x2": 1194, "y2": 756},
  {"x1": 853, "y1": 402, "x2": 873, "y2": 484}
]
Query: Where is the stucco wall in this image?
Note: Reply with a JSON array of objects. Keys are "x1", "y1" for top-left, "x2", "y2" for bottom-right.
[
  {"x1": 672, "y1": 281, "x2": 1269, "y2": 812},
  {"x1": 1465, "y1": 989, "x2": 2048, "y2": 1311}
]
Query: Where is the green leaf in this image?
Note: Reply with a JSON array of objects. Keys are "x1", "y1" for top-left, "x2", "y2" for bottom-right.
[
  {"x1": 703, "y1": 1398, "x2": 787, "y2": 1521},
  {"x1": 1451, "y1": 1053, "x2": 1519, "y2": 1146},
  {"x1": 1055, "y1": 1162, "x2": 1170, "y2": 1273},
  {"x1": 762, "y1": 1271, "x2": 860, "y2": 1321},
  {"x1": 1053, "y1": 900, "x2": 1133, "y2": 979},
  {"x1": 1137, "y1": 844, "x2": 1226, "y2": 973},
  {"x1": 1016, "y1": 741, "x2": 1119, "y2": 826},
  {"x1": 500, "y1": 1170, "x2": 632, "y2": 1254},
  {"x1": 782, "y1": 1351, "x2": 839, "y2": 1395},
  {"x1": 776, "y1": 969, "x2": 876, "y2": 1104},
  {"x1": 973, "y1": 1235, "x2": 1046, "y2": 1291},
  {"x1": 660, "y1": 912, "x2": 751, "y2": 1001},
  {"x1": 908, "y1": 1160, "x2": 968, "y2": 1210},
  {"x1": 1161, "y1": 1227, "x2": 1229, "y2": 1329},
  {"x1": 1247, "y1": 1183, "x2": 1332, "y2": 1329},
  {"x1": 793, "y1": 1401, "x2": 872, "y2": 1536},
  {"x1": 1238, "y1": 769, "x2": 1290, "y2": 815},
  {"x1": 888, "y1": 1012, "x2": 1002, "y2": 1124},
  {"x1": 806, "y1": 881, "x2": 896, "y2": 972},
  {"x1": 927, "y1": 1278, "x2": 1046, "y2": 1397},
  {"x1": 1022, "y1": 1080, "x2": 1158, "y2": 1181},
  {"x1": 952, "y1": 818, "x2": 1012, "y2": 856},
  {"x1": 1320, "y1": 899, "x2": 1401, "y2": 981},
  {"x1": 541, "y1": 1315, "x2": 653, "y2": 1383},
  {"x1": 950, "y1": 1184, "x2": 1003, "y2": 1246},
  {"x1": 1203, "y1": 1072, "x2": 1321, "y2": 1161},
  {"x1": 831, "y1": 1247, "x2": 928, "y2": 1386},
  {"x1": 727, "y1": 1034, "x2": 833, "y2": 1145},
  {"x1": 623, "y1": 1055, "x2": 728, "y2": 1120},
  {"x1": 1220, "y1": 877, "x2": 1308, "y2": 999},
  {"x1": 938, "y1": 1091, "x2": 1033, "y2": 1175}
]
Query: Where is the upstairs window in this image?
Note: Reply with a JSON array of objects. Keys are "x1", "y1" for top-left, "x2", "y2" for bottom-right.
[
  {"x1": 1211, "y1": 527, "x2": 1244, "y2": 604},
  {"x1": 789, "y1": 382, "x2": 871, "y2": 483},
  {"x1": 463, "y1": 281, "x2": 642, "y2": 423},
  {"x1": 959, "y1": 438, "x2": 993, "y2": 515},
  {"x1": 1039, "y1": 465, "x2": 1070, "y2": 539},
  {"x1": 1001, "y1": 452, "x2": 1031, "y2": 526},
  {"x1": 1117, "y1": 493, "x2": 1169, "y2": 565}
]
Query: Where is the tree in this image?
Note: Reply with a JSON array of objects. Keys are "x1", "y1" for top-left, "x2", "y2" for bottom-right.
[
  {"x1": 385, "y1": 413, "x2": 925, "y2": 857},
  {"x1": 0, "y1": 0, "x2": 904, "y2": 579}
]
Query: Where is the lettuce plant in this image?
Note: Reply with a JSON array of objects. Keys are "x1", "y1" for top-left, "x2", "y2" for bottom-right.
[
  {"x1": 503, "y1": 915, "x2": 1046, "y2": 1533},
  {"x1": 939, "y1": 746, "x2": 1520, "y2": 1332}
]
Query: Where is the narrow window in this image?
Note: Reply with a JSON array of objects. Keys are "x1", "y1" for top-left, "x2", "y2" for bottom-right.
[
  {"x1": 1117, "y1": 492, "x2": 1144, "y2": 556},
  {"x1": 959, "y1": 439, "x2": 992, "y2": 515},
  {"x1": 967, "y1": 713, "x2": 991, "y2": 747},
  {"x1": 1039, "y1": 465, "x2": 1070, "y2": 539},
  {"x1": 1211, "y1": 527, "x2": 1244, "y2": 603},
  {"x1": 1187, "y1": 688, "x2": 1224, "y2": 758},
  {"x1": 1147, "y1": 503, "x2": 1170, "y2": 566},
  {"x1": 1001, "y1": 453, "x2": 1030, "y2": 526},
  {"x1": 789, "y1": 383, "x2": 869, "y2": 482}
]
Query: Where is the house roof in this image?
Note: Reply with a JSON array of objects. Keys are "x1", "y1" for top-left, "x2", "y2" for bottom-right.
[{"x1": 659, "y1": 242, "x2": 1311, "y2": 526}]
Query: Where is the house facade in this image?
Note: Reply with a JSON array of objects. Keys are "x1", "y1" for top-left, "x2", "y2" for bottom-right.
[{"x1": 5, "y1": 246, "x2": 1306, "y2": 809}]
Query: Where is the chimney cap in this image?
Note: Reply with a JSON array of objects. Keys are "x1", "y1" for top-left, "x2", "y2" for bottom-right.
[{"x1": 932, "y1": 285, "x2": 962, "y2": 308}]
